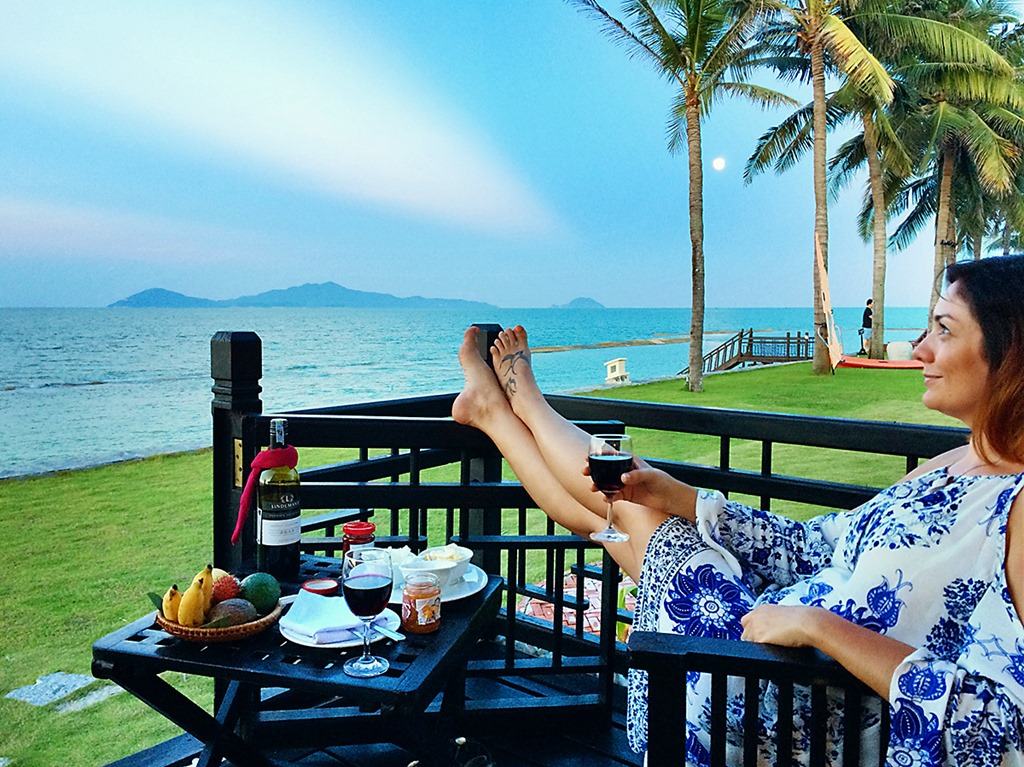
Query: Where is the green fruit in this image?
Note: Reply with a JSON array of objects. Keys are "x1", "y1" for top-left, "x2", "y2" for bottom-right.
[
  {"x1": 239, "y1": 572, "x2": 281, "y2": 615},
  {"x1": 207, "y1": 598, "x2": 258, "y2": 626}
]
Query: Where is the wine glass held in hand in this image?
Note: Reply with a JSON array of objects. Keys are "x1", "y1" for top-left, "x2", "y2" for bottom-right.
[
  {"x1": 588, "y1": 434, "x2": 633, "y2": 543},
  {"x1": 341, "y1": 548, "x2": 393, "y2": 678}
]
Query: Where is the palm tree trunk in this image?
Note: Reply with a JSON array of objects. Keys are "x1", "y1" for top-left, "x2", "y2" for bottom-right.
[
  {"x1": 972, "y1": 233, "x2": 982, "y2": 261},
  {"x1": 945, "y1": 210, "x2": 956, "y2": 267},
  {"x1": 931, "y1": 145, "x2": 954, "y2": 318},
  {"x1": 863, "y1": 114, "x2": 887, "y2": 360},
  {"x1": 1003, "y1": 218, "x2": 1011, "y2": 256},
  {"x1": 810, "y1": 32, "x2": 831, "y2": 375},
  {"x1": 685, "y1": 95, "x2": 706, "y2": 393}
]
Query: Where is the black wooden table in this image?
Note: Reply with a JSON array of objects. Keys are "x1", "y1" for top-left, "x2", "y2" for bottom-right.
[{"x1": 93, "y1": 559, "x2": 502, "y2": 767}]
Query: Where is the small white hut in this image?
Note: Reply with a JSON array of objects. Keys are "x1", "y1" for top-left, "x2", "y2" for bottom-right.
[{"x1": 604, "y1": 357, "x2": 629, "y2": 385}]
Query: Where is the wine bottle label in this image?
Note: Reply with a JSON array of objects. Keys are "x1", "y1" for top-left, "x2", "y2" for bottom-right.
[{"x1": 257, "y1": 510, "x2": 301, "y2": 546}]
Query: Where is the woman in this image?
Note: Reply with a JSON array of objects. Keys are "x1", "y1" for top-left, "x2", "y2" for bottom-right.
[{"x1": 452, "y1": 255, "x2": 1024, "y2": 765}]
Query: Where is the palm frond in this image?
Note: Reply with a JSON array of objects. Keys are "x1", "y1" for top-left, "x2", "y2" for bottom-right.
[
  {"x1": 744, "y1": 101, "x2": 815, "y2": 182},
  {"x1": 566, "y1": 0, "x2": 686, "y2": 85},
  {"x1": 702, "y1": 0, "x2": 768, "y2": 75},
  {"x1": 630, "y1": 0, "x2": 693, "y2": 68},
  {"x1": 666, "y1": 90, "x2": 691, "y2": 155},
  {"x1": 862, "y1": 14, "x2": 1014, "y2": 76},
  {"x1": 829, "y1": 133, "x2": 868, "y2": 196},
  {"x1": 716, "y1": 82, "x2": 800, "y2": 108},
  {"x1": 890, "y1": 189, "x2": 938, "y2": 250},
  {"x1": 820, "y1": 15, "x2": 895, "y2": 104},
  {"x1": 960, "y1": 107, "x2": 1017, "y2": 193},
  {"x1": 909, "y1": 69, "x2": 1024, "y2": 110},
  {"x1": 978, "y1": 105, "x2": 1024, "y2": 143},
  {"x1": 730, "y1": 53, "x2": 811, "y2": 82}
]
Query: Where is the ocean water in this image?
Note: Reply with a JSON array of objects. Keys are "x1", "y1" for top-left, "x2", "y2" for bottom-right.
[{"x1": 1, "y1": 306, "x2": 927, "y2": 478}]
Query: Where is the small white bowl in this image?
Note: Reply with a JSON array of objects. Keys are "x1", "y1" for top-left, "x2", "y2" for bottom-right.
[
  {"x1": 399, "y1": 557, "x2": 460, "y2": 589},
  {"x1": 421, "y1": 544, "x2": 473, "y2": 583}
]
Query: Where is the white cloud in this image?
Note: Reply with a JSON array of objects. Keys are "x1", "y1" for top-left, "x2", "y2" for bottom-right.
[
  {"x1": 0, "y1": 196, "x2": 255, "y2": 262},
  {"x1": 0, "y1": 1, "x2": 559, "y2": 235}
]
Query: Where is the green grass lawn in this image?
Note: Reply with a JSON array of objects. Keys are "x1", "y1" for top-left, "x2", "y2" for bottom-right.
[{"x1": 0, "y1": 362, "x2": 958, "y2": 766}]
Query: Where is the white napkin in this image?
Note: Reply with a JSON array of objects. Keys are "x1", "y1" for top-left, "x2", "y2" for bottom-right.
[{"x1": 280, "y1": 589, "x2": 385, "y2": 644}]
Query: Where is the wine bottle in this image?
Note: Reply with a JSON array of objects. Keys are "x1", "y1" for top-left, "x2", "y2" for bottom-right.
[{"x1": 257, "y1": 418, "x2": 301, "y2": 579}]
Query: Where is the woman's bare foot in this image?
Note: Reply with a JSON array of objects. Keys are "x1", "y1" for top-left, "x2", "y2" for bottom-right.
[
  {"x1": 452, "y1": 326, "x2": 513, "y2": 428},
  {"x1": 491, "y1": 326, "x2": 544, "y2": 415}
]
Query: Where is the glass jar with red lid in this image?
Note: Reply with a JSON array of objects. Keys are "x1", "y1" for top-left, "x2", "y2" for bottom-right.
[{"x1": 341, "y1": 520, "x2": 376, "y2": 553}]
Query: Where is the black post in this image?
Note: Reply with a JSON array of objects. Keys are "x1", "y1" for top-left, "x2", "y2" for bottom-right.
[
  {"x1": 468, "y1": 323, "x2": 503, "y2": 575},
  {"x1": 211, "y1": 332, "x2": 263, "y2": 573}
]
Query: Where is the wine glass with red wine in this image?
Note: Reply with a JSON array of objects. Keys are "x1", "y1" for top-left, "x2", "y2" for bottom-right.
[
  {"x1": 589, "y1": 434, "x2": 633, "y2": 543},
  {"x1": 342, "y1": 548, "x2": 393, "y2": 678}
]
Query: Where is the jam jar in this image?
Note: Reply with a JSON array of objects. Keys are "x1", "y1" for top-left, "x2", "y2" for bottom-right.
[
  {"x1": 401, "y1": 573, "x2": 441, "y2": 634},
  {"x1": 341, "y1": 520, "x2": 376, "y2": 553}
]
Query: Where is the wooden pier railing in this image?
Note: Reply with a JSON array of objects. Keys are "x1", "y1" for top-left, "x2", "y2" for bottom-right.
[{"x1": 681, "y1": 328, "x2": 813, "y2": 377}]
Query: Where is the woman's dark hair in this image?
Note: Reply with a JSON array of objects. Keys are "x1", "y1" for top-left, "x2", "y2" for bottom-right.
[{"x1": 944, "y1": 255, "x2": 1024, "y2": 464}]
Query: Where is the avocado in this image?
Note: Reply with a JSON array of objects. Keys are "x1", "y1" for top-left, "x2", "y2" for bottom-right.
[
  {"x1": 207, "y1": 598, "x2": 258, "y2": 626},
  {"x1": 239, "y1": 572, "x2": 281, "y2": 615}
]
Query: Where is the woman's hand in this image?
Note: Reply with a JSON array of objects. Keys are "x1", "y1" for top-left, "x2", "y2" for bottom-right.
[
  {"x1": 583, "y1": 456, "x2": 684, "y2": 515},
  {"x1": 742, "y1": 604, "x2": 916, "y2": 699},
  {"x1": 740, "y1": 604, "x2": 827, "y2": 648}
]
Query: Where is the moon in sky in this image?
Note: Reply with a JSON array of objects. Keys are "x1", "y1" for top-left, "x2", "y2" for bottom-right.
[{"x1": 711, "y1": 157, "x2": 726, "y2": 171}]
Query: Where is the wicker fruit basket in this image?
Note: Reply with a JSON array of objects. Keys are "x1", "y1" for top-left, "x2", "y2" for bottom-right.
[{"x1": 155, "y1": 601, "x2": 284, "y2": 643}]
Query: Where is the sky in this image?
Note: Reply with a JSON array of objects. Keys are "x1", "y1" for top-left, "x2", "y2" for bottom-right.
[{"x1": 0, "y1": 0, "x2": 946, "y2": 308}]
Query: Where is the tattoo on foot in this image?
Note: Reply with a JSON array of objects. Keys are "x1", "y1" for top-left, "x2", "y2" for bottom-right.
[
  {"x1": 499, "y1": 350, "x2": 528, "y2": 399},
  {"x1": 500, "y1": 350, "x2": 528, "y2": 375}
]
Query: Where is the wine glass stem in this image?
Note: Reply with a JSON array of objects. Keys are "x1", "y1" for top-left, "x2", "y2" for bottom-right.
[
  {"x1": 361, "y1": 618, "x2": 372, "y2": 660},
  {"x1": 606, "y1": 497, "x2": 614, "y2": 529}
]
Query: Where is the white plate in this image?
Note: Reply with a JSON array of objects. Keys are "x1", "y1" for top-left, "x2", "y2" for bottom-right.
[
  {"x1": 279, "y1": 608, "x2": 401, "y2": 649},
  {"x1": 388, "y1": 563, "x2": 487, "y2": 604}
]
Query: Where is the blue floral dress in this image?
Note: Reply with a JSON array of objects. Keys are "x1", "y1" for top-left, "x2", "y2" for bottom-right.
[{"x1": 626, "y1": 467, "x2": 1024, "y2": 766}]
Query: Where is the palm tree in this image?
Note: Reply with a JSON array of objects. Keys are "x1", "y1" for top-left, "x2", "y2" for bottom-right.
[
  {"x1": 750, "y1": 0, "x2": 1018, "y2": 357},
  {"x1": 569, "y1": 0, "x2": 795, "y2": 391},
  {"x1": 833, "y1": 94, "x2": 914, "y2": 357},
  {"x1": 891, "y1": 0, "x2": 1021, "y2": 313},
  {"x1": 751, "y1": 0, "x2": 897, "y2": 372},
  {"x1": 986, "y1": 180, "x2": 1024, "y2": 254}
]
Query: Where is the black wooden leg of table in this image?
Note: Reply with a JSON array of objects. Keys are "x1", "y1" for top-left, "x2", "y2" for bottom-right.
[
  {"x1": 196, "y1": 680, "x2": 257, "y2": 767},
  {"x1": 402, "y1": 668, "x2": 469, "y2": 767},
  {"x1": 107, "y1": 669, "x2": 275, "y2": 767},
  {"x1": 439, "y1": 666, "x2": 466, "y2": 717}
]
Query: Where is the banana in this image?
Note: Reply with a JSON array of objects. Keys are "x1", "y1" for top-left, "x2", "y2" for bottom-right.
[
  {"x1": 161, "y1": 584, "x2": 181, "y2": 622},
  {"x1": 192, "y1": 564, "x2": 214, "y2": 613},
  {"x1": 178, "y1": 578, "x2": 207, "y2": 627}
]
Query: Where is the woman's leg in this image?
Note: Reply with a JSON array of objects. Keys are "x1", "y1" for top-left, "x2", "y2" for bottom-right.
[
  {"x1": 627, "y1": 516, "x2": 755, "y2": 758},
  {"x1": 452, "y1": 326, "x2": 662, "y2": 579},
  {"x1": 490, "y1": 327, "x2": 678, "y2": 548},
  {"x1": 489, "y1": 326, "x2": 609, "y2": 516}
]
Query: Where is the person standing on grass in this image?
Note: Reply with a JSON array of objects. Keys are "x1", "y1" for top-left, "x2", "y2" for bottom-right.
[
  {"x1": 452, "y1": 255, "x2": 1024, "y2": 766},
  {"x1": 861, "y1": 298, "x2": 874, "y2": 354}
]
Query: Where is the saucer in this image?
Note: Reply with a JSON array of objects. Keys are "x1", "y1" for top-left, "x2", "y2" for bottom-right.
[
  {"x1": 389, "y1": 564, "x2": 487, "y2": 604},
  {"x1": 279, "y1": 608, "x2": 401, "y2": 649}
]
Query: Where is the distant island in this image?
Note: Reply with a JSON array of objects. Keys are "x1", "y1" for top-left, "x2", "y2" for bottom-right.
[
  {"x1": 109, "y1": 282, "x2": 498, "y2": 310},
  {"x1": 552, "y1": 297, "x2": 605, "y2": 309}
]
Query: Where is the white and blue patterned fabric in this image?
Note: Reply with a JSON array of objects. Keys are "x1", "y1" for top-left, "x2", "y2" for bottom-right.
[{"x1": 627, "y1": 467, "x2": 1024, "y2": 766}]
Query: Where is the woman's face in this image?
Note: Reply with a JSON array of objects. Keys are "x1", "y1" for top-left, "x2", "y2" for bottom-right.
[{"x1": 913, "y1": 281, "x2": 990, "y2": 426}]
